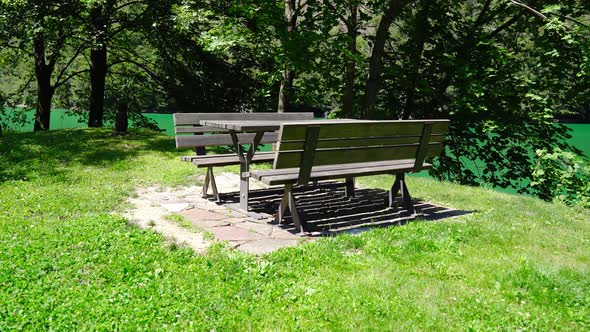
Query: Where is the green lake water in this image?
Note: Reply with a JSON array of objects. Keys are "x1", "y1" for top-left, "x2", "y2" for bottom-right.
[
  {"x1": 1, "y1": 109, "x2": 178, "y2": 135},
  {"x1": 3, "y1": 108, "x2": 589, "y2": 160}
]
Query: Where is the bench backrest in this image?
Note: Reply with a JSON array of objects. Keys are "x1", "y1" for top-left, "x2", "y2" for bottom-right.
[
  {"x1": 274, "y1": 120, "x2": 450, "y2": 184},
  {"x1": 174, "y1": 112, "x2": 315, "y2": 149}
]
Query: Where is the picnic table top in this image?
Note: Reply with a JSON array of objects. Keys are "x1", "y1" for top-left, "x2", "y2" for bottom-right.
[
  {"x1": 199, "y1": 119, "x2": 450, "y2": 132},
  {"x1": 199, "y1": 119, "x2": 370, "y2": 132}
]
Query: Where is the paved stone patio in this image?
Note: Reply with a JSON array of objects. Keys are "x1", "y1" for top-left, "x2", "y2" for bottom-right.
[
  {"x1": 124, "y1": 172, "x2": 468, "y2": 255},
  {"x1": 123, "y1": 173, "x2": 310, "y2": 255}
]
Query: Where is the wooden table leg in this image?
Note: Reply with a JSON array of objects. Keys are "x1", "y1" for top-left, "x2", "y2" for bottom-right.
[
  {"x1": 239, "y1": 161, "x2": 249, "y2": 211},
  {"x1": 345, "y1": 177, "x2": 355, "y2": 198},
  {"x1": 229, "y1": 130, "x2": 265, "y2": 212}
]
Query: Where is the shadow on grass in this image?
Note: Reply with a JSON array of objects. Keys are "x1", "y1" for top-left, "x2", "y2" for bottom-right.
[
  {"x1": 219, "y1": 182, "x2": 473, "y2": 236},
  {"x1": 0, "y1": 129, "x2": 176, "y2": 183}
]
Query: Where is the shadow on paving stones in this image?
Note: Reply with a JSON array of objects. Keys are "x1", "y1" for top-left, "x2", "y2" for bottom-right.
[{"x1": 216, "y1": 182, "x2": 473, "y2": 236}]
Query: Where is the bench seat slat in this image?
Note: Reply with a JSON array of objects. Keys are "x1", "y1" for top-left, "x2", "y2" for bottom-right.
[
  {"x1": 176, "y1": 132, "x2": 279, "y2": 148},
  {"x1": 185, "y1": 152, "x2": 276, "y2": 167},
  {"x1": 175, "y1": 126, "x2": 230, "y2": 134},
  {"x1": 251, "y1": 160, "x2": 432, "y2": 185},
  {"x1": 248, "y1": 160, "x2": 415, "y2": 178},
  {"x1": 180, "y1": 151, "x2": 275, "y2": 162},
  {"x1": 174, "y1": 112, "x2": 315, "y2": 126}
]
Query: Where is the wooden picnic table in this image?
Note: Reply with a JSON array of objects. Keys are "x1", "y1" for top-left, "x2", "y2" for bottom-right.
[{"x1": 199, "y1": 119, "x2": 368, "y2": 211}]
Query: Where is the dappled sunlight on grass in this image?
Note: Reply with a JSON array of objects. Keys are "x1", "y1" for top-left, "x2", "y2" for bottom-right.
[{"x1": 0, "y1": 129, "x2": 588, "y2": 330}]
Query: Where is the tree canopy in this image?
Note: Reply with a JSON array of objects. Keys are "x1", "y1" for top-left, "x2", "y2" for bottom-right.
[{"x1": 1, "y1": 0, "x2": 589, "y2": 201}]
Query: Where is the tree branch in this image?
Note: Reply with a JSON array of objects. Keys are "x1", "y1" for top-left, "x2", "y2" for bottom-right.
[
  {"x1": 53, "y1": 41, "x2": 89, "y2": 88},
  {"x1": 324, "y1": 1, "x2": 350, "y2": 26},
  {"x1": 484, "y1": 0, "x2": 540, "y2": 41},
  {"x1": 48, "y1": 30, "x2": 69, "y2": 70},
  {"x1": 474, "y1": 0, "x2": 493, "y2": 28},
  {"x1": 509, "y1": 0, "x2": 546, "y2": 20},
  {"x1": 109, "y1": 7, "x2": 151, "y2": 38},
  {"x1": 3, "y1": 41, "x2": 34, "y2": 58},
  {"x1": 547, "y1": 13, "x2": 590, "y2": 29},
  {"x1": 53, "y1": 69, "x2": 90, "y2": 90},
  {"x1": 6, "y1": 72, "x2": 36, "y2": 102},
  {"x1": 107, "y1": 53, "x2": 163, "y2": 85},
  {"x1": 113, "y1": 0, "x2": 144, "y2": 12},
  {"x1": 486, "y1": 12, "x2": 523, "y2": 40}
]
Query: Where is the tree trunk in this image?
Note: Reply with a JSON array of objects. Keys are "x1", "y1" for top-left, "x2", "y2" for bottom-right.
[
  {"x1": 277, "y1": 0, "x2": 297, "y2": 113},
  {"x1": 33, "y1": 34, "x2": 54, "y2": 131},
  {"x1": 35, "y1": 80, "x2": 53, "y2": 131},
  {"x1": 401, "y1": 3, "x2": 430, "y2": 120},
  {"x1": 88, "y1": 4, "x2": 108, "y2": 127},
  {"x1": 361, "y1": 0, "x2": 413, "y2": 119},
  {"x1": 114, "y1": 102, "x2": 128, "y2": 133},
  {"x1": 278, "y1": 69, "x2": 294, "y2": 113},
  {"x1": 89, "y1": 45, "x2": 107, "y2": 127},
  {"x1": 342, "y1": 5, "x2": 358, "y2": 119}
]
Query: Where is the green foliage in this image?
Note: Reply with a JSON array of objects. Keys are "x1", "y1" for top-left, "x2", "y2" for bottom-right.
[
  {"x1": 1, "y1": 0, "x2": 590, "y2": 202},
  {"x1": 164, "y1": 213, "x2": 199, "y2": 231},
  {"x1": 371, "y1": 0, "x2": 590, "y2": 196},
  {"x1": 0, "y1": 129, "x2": 589, "y2": 329},
  {"x1": 0, "y1": 94, "x2": 4, "y2": 134},
  {"x1": 532, "y1": 148, "x2": 590, "y2": 208}
]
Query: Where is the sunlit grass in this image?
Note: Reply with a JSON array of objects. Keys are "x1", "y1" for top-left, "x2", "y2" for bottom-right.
[{"x1": 0, "y1": 129, "x2": 588, "y2": 330}]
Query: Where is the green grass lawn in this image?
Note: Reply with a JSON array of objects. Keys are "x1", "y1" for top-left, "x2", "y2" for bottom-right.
[{"x1": 0, "y1": 129, "x2": 589, "y2": 330}]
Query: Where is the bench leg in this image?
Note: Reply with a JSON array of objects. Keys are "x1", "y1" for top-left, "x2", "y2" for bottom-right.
[
  {"x1": 345, "y1": 177, "x2": 355, "y2": 198},
  {"x1": 209, "y1": 167, "x2": 220, "y2": 202},
  {"x1": 275, "y1": 184, "x2": 306, "y2": 234},
  {"x1": 202, "y1": 167, "x2": 220, "y2": 202},
  {"x1": 202, "y1": 167, "x2": 211, "y2": 198},
  {"x1": 389, "y1": 173, "x2": 415, "y2": 215},
  {"x1": 287, "y1": 185, "x2": 305, "y2": 234},
  {"x1": 275, "y1": 187, "x2": 289, "y2": 224}
]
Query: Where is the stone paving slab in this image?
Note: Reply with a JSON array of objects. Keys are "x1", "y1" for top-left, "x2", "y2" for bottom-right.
[
  {"x1": 233, "y1": 221, "x2": 276, "y2": 236},
  {"x1": 124, "y1": 172, "x2": 468, "y2": 255},
  {"x1": 180, "y1": 208, "x2": 230, "y2": 221},
  {"x1": 162, "y1": 202, "x2": 191, "y2": 212},
  {"x1": 206, "y1": 226, "x2": 268, "y2": 241},
  {"x1": 189, "y1": 219, "x2": 231, "y2": 229},
  {"x1": 123, "y1": 175, "x2": 309, "y2": 255}
]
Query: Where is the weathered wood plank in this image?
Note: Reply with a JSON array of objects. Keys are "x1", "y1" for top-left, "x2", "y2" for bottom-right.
[
  {"x1": 192, "y1": 153, "x2": 275, "y2": 167},
  {"x1": 413, "y1": 122, "x2": 434, "y2": 172},
  {"x1": 277, "y1": 134, "x2": 446, "y2": 150},
  {"x1": 296, "y1": 126, "x2": 320, "y2": 185},
  {"x1": 275, "y1": 142, "x2": 443, "y2": 169},
  {"x1": 199, "y1": 119, "x2": 361, "y2": 131},
  {"x1": 253, "y1": 161, "x2": 433, "y2": 185},
  {"x1": 173, "y1": 112, "x2": 314, "y2": 126},
  {"x1": 279, "y1": 120, "x2": 449, "y2": 141},
  {"x1": 175, "y1": 126, "x2": 230, "y2": 134},
  {"x1": 180, "y1": 151, "x2": 275, "y2": 162},
  {"x1": 175, "y1": 132, "x2": 279, "y2": 148},
  {"x1": 249, "y1": 159, "x2": 417, "y2": 179}
]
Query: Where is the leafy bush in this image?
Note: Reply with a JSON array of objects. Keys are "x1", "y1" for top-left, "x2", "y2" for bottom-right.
[{"x1": 531, "y1": 148, "x2": 590, "y2": 208}]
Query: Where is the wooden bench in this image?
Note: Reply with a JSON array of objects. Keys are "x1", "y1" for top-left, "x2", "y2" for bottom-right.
[
  {"x1": 249, "y1": 120, "x2": 450, "y2": 233},
  {"x1": 174, "y1": 112, "x2": 314, "y2": 201}
]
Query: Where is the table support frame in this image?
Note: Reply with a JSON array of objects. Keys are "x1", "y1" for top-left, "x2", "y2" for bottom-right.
[{"x1": 229, "y1": 130, "x2": 265, "y2": 211}]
